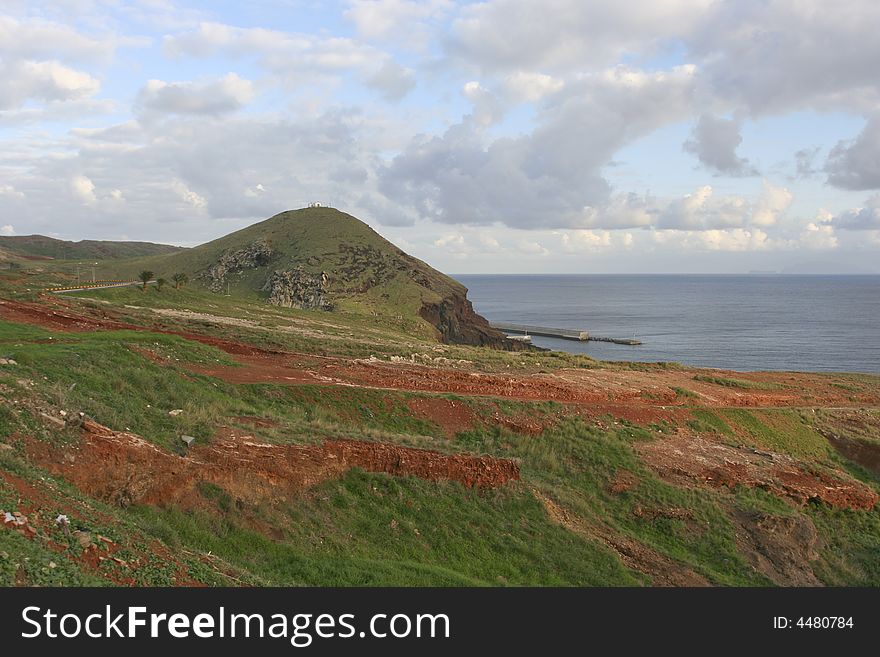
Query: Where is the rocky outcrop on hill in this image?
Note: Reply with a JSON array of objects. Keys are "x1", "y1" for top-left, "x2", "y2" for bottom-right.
[
  {"x1": 419, "y1": 294, "x2": 515, "y2": 348},
  {"x1": 262, "y1": 267, "x2": 332, "y2": 310},
  {"x1": 205, "y1": 239, "x2": 273, "y2": 291}
]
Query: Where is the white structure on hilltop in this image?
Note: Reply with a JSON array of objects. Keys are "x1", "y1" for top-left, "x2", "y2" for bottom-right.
[{"x1": 308, "y1": 201, "x2": 323, "y2": 208}]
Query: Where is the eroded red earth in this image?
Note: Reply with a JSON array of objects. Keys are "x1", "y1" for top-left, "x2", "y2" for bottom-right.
[
  {"x1": 2, "y1": 296, "x2": 877, "y2": 520},
  {"x1": 22, "y1": 419, "x2": 518, "y2": 511}
]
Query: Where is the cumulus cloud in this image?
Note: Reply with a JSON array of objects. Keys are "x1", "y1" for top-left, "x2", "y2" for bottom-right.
[
  {"x1": 3, "y1": 107, "x2": 391, "y2": 242},
  {"x1": 163, "y1": 22, "x2": 381, "y2": 85},
  {"x1": 502, "y1": 71, "x2": 564, "y2": 103},
  {"x1": 0, "y1": 224, "x2": 15, "y2": 236},
  {"x1": 70, "y1": 175, "x2": 97, "y2": 204},
  {"x1": 830, "y1": 194, "x2": 880, "y2": 230},
  {"x1": 751, "y1": 181, "x2": 793, "y2": 227},
  {"x1": 345, "y1": 0, "x2": 452, "y2": 46},
  {"x1": 380, "y1": 64, "x2": 697, "y2": 228},
  {"x1": 366, "y1": 60, "x2": 416, "y2": 101},
  {"x1": 170, "y1": 179, "x2": 208, "y2": 209},
  {"x1": 654, "y1": 227, "x2": 773, "y2": 252},
  {"x1": 135, "y1": 73, "x2": 254, "y2": 116},
  {"x1": 825, "y1": 118, "x2": 880, "y2": 190},
  {"x1": 0, "y1": 59, "x2": 100, "y2": 109},
  {"x1": 2, "y1": 2, "x2": 880, "y2": 270},
  {"x1": 0, "y1": 185, "x2": 24, "y2": 199},
  {"x1": 689, "y1": 0, "x2": 880, "y2": 114},
  {"x1": 683, "y1": 114, "x2": 758, "y2": 176},
  {"x1": 800, "y1": 220, "x2": 838, "y2": 250},
  {"x1": 0, "y1": 15, "x2": 114, "y2": 62},
  {"x1": 653, "y1": 182, "x2": 790, "y2": 230},
  {"x1": 560, "y1": 230, "x2": 614, "y2": 253},
  {"x1": 448, "y1": 0, "x2": 711, "y2": 72}
]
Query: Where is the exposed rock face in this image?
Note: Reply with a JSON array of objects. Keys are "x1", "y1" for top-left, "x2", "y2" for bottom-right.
[
  {"x1": 205, "y1": 239, "x2": 273, "y2": 291},
  {"x1": 419, "y1": 294, "x2": 517, "y2": 349},
  {"x1": 263, "y1": 267, "x2": 332, "y2": 310}
]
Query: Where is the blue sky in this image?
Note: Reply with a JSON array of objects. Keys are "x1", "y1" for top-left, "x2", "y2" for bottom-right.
[{"x1": 1, "y1": 1, "x2": 879, "y2": 273}]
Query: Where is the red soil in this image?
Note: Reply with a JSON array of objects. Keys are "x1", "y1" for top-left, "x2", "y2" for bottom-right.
[
  {"x1": 405, "y1": 397, "x2": 477, "y2": 436},
  {"x1": 3, "y1": 297, "x2": 877, "y2": 415},
  {"x1": 638, "y1": 435, "x2": 878, "y2": 510},
  {"x1": 22, "y1": 419, "x2": 519, "y2": 510},
  {"x1": 0, "y1": 468, "x2": 203, "y2": 586}
]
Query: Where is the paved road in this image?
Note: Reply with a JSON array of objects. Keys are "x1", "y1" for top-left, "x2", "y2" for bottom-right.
[{"x1": 49, "y1": 280, "x2": 154, "y2": 294}]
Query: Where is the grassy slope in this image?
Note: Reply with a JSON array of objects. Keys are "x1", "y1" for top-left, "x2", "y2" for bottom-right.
[
  {"x1": 104, "y1": 208, "x2": 470, "y2": 338},
  {"x1": 0, "y1": 235, "x2": 185, "y2": 260},
  {"x1": 1, "y1": 312, "x2": 879, "y2": 586}
]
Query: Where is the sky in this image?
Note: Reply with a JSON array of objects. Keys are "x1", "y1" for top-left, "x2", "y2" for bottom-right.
[{"x1": 1, "y1": 1, "x2": 880, "y2": 274}]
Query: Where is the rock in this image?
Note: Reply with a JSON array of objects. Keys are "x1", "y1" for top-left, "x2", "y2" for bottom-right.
[
  {"x1": 203, "y1": 239, "x2": 273, "y2": 292},
  {"x1": 0, "y1": 358, "x2": 17, "y2": 366},
  {"x1": 181, "y1": 435, "x2": 196, "y2": 446},
  {"x1": 74, "y1": 531, "x2": 93, "y2": 548},
  {"x1": 39, "y1": 412, "x2": 66, "y2": 429},
  {"x1": 168, "y1": 409, "x2": 183, "y2": 416},
  {"x1": 262, "y1": 267, "x2": 333, "y2": 310}
]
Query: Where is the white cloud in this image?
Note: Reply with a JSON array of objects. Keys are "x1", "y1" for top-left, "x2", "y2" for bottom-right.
[
  {"x1": 366, "y1": 60, "x2": 416, "y2": 101},
  {"x1": 381, "y1": 64, "x2": 697, "y2": 228},
  {"x1": 800, "y1": 221, "x2": 838, "y2": 250},
  {"x1": 561, "y1": 230, "x2": 613, "y2": 253},
  {"x1": 654, "y1": 227, "x2": 773, "y2": 252},
  {"x1": 516, "y1": 239, "x2": 550, "y2": 256},
  {"x1": 751, "y1": 181, "x2": 793, "y2": 227},
  {"x1": 0, "y1": 224, "x2": 15, "y2": 236},
  {"x1": 0, "y1": 15, "x2": 114, "y2": 61},
  {"x1": 502, "y1": 71, "x2": 564, "y2": 103},
  {"x1": 0, "y1": 59, "x2": 100, "y2": 109},
  {"x1": 345, "y1": 0, "x2": 452, "y2": 45},
  {"x1": 136, "y1": 73, "x2": 254, "y2": 116},
  {"x1": 163, "y1": 22, "x2": 382, "y2": 85},
  {"x1": 0, "y1": 185, "x2": 24, "y2": 199},
  {"x1": 170, "y1": 180, "x2": 208, "y2": 209},
  {"x1": 448, "y1": 0, "x2": 711, "y2": 72},
  {"x1": 656, "y1": 182, "x2": 791, "y2": 230},
  {"x1": 830, "y1": 194, "x2": 880, "y2": 230},
  {"x1": 70, "y1": 175, "x2": 97, "y2": 204}
]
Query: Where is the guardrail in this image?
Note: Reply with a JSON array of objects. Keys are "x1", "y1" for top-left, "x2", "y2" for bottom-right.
[{"x1": 45, "y1": 280, "x2": 137, "y2": 292}]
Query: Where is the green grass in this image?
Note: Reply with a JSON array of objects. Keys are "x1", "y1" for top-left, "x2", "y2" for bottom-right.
[
  {"x1": 454, "y1": 418, "x2": 769, "y2": 585},
  {"x1": 721, "y1": 409, "x2": 830, "y2": 459},
  {"x1": 1, "y1": 284, "x2": 879, "y2": 586},
  {"x1": 687, "y1": 408, "x2": 734, "y2": 437},
  {"x1": 693, "y1": 374, "x2": 783, "y2": 390},
  {"x1": 131, "y1": 469, "x2": 638, "y2": 586}
]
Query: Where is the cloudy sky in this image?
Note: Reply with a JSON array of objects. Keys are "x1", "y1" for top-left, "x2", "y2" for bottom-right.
[{"x1": 2, "y1": 1, "x2": 880, "y2": 273}]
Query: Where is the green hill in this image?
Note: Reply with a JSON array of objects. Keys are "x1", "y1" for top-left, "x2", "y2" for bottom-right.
[
  {"x1": 0, "y1": 235, "x2": 186, "y2": 260},
  {"x1": 123, "y1": 207, "x2": 508, "y2": 347}
]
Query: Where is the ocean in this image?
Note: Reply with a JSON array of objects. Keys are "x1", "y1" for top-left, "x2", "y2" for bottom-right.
[{"x1": 455, "y1": 274, "x2": 880, "y2": 373}]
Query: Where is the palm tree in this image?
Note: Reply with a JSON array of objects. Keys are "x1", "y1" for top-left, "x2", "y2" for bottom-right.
[
  {"x1": 171, "y1": 272, "x2": 188, "y2": 290},
  {"x1": 138, "y1": 270, "x2": 154, "y2": 291},
  {"x1": 156, "y1": 277, "x2": 167, "y2": 291}
]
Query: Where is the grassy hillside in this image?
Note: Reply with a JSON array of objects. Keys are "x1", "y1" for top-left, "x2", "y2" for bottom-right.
[
  {"x1": 109, "y1": 207, "x2": 507, "y2": 345},
  {"x1": 0, "y1": 235, "x2": 185, "y2": 260},
  {"x1": 0, "y1": 312, "x2": 877, "y2": 586}
]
